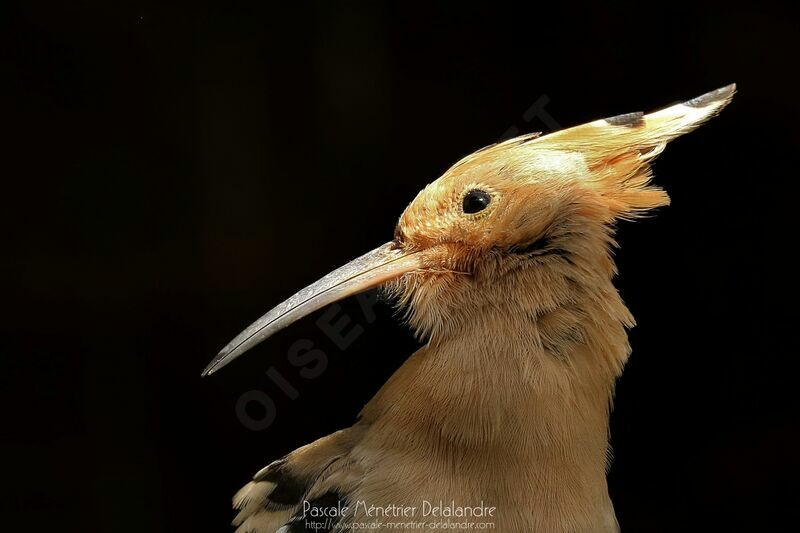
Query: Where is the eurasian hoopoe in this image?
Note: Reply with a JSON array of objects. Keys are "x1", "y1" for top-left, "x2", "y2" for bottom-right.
[{"x1": 204, "y1": 85, "x2": 735, "y2": 532}]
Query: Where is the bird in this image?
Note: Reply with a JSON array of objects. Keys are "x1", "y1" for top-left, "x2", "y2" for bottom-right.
[{"x1": 203, "y1": 85, "x2": 735, "y2": 532}]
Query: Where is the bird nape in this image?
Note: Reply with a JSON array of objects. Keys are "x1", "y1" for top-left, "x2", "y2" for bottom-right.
[{"x1": 204, "y1": 85, "x2": 735, "y2": 533}]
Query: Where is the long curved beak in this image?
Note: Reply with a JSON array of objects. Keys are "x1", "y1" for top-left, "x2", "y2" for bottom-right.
[{"x1": 202, "y1": 242, "x2": 420, "y2": 376}]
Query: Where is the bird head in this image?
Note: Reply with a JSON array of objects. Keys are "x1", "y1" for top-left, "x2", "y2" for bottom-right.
[{"x1": 203, "y1": 85, "x2": 734, "y2": 376}]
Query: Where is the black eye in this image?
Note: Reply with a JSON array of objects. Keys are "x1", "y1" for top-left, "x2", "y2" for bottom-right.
[{"x1": 462, "y1": 189, "x2": 492, "y2": 214}]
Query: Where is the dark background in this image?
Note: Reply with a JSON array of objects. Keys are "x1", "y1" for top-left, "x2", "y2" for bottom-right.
[{"x1": 3, "y1": 1, "x2": 798, "y2": 531}]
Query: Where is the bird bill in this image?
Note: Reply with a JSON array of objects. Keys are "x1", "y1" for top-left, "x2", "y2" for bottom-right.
[{"x1": 202, "y1": 242, "x2": 420, "y2": 376}]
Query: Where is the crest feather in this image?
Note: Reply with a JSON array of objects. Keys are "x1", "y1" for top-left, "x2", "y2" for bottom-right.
[{"x1": 539, "y1": 84, "x2": 736, "y2": 218}]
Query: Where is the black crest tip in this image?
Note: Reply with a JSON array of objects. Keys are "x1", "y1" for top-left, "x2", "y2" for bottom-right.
[
  {"x1": 684, "y1": 84, "x2": 737, "y2": 108},
  {"x1": 605, "y1": 111, "x2": 644, "y2": 127}
]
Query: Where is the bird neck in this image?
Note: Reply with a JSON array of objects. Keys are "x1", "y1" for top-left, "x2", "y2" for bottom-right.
[{"x1": 362, "y1": 259, "x2": 631, "y2": 527}]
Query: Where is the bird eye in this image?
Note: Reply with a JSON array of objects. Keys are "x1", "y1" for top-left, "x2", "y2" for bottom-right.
[{"x1": 462, "y1": 189, "x2": 492, "y2": 214}]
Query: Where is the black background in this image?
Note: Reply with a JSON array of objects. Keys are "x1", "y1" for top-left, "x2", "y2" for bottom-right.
[{"x1": 3, "y1": 1, "x2": 798, "y2": 531}]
